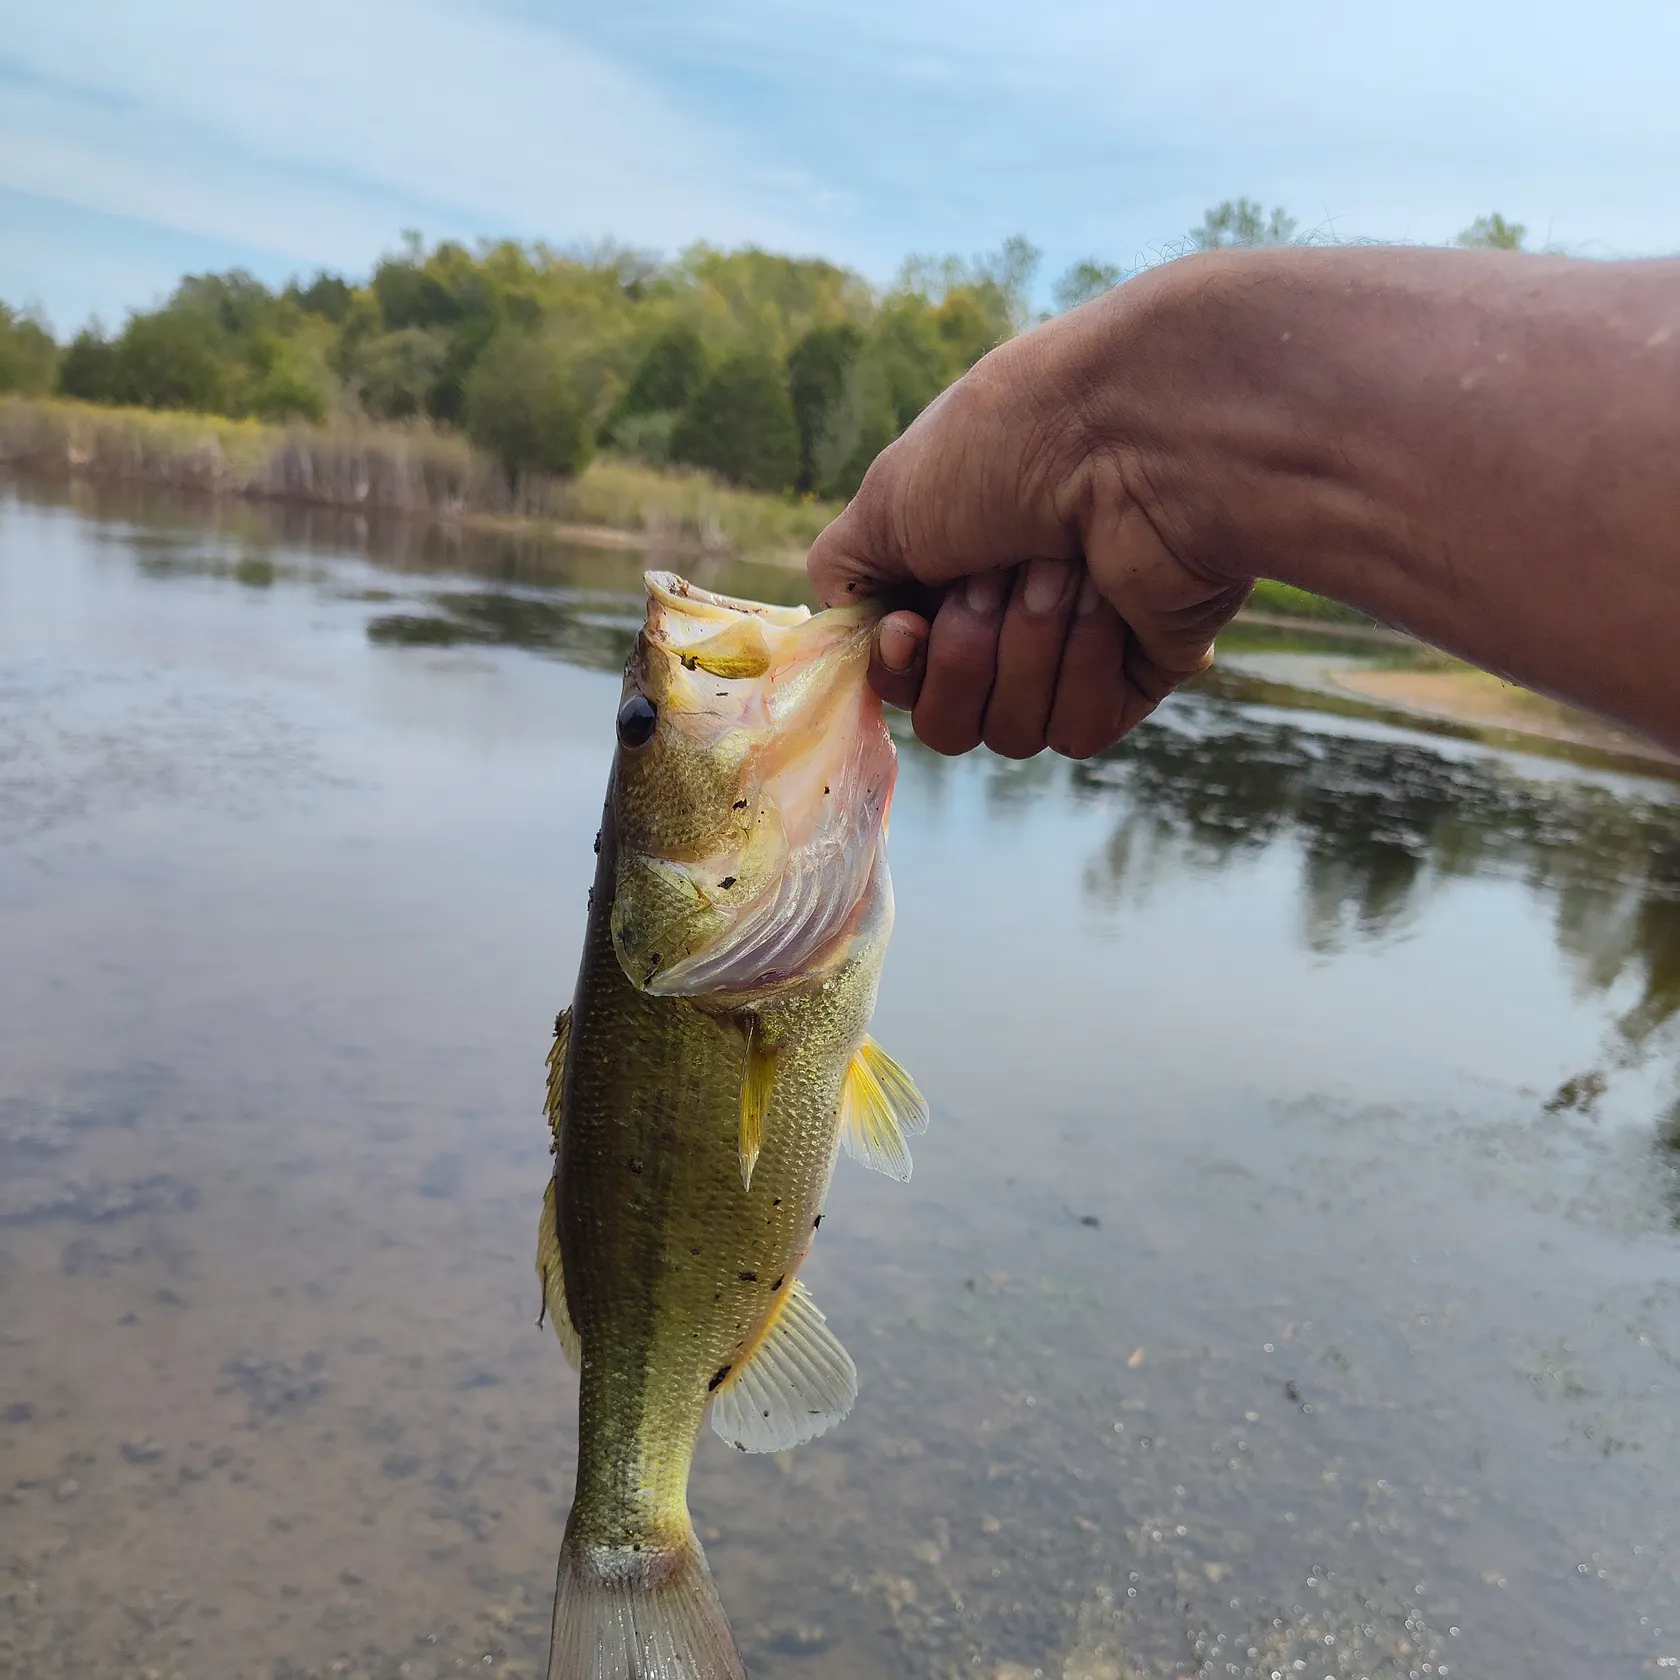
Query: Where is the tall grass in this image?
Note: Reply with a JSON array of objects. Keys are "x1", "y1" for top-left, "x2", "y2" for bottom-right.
[{"x1": 0, "y1": 396, "x2": 840, "y2": 559}]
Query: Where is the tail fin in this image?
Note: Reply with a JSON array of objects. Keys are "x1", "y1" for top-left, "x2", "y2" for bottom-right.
[{"x1": 548, "y1": 1534, "x2": 746, "y2": 1680}]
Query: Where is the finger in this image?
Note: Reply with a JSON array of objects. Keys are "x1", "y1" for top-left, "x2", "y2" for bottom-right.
[
  {"x1": 1045, "y1": 578, "x2": 1131, "y2": 758},
  {"x1": 1110, "y1": 635, "x2": 1215, "y2": 740},
  {"x1": 911, "y1": 570, "x2": 1010, "y2": 756},
  {"x1": 869, "y1": 610, "x2": 929, "y2": 711},
  {"x1": 981, "y1": 558, "x2": 1079, "y2": 759}
]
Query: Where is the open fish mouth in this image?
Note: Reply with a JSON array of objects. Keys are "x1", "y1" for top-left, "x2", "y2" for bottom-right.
[{"x1": 610, "y1": 571, "x2": 895, "y2": 1001}]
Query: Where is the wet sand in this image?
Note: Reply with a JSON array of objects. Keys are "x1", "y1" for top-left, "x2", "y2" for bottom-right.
[{"x1": 1331, "y1": 664, "x2": 1679, "y2": 769}]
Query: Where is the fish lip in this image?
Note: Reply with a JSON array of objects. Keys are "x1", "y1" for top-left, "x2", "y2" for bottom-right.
[
  {"x1": 643, "y1": 571, "x2": 887, "y2": 641},
  {"x1": 644, "y1": 572, "x2": 810, "y2": 627}
]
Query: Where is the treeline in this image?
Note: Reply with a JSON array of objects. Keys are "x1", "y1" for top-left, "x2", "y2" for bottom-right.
[{"x1": 0, "y1": 202, "x2": 1527, "y2": 500}]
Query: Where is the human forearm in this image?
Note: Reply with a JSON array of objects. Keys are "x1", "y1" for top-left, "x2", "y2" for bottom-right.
[
  {"x1": 1090, "y1": 248, "x2": 1680, "y2": 743},
  {"x1": 808, "y1": 246, "x2": 1680, "y2": 757}
]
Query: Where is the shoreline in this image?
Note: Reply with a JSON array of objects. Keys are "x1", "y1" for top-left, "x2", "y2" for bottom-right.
[
  {"x1": 0, "y1": 396, "x2": 834, "y2": 567},
  {"x1": 6, "y1": 432, "x2": 1665, "y2": 774}
]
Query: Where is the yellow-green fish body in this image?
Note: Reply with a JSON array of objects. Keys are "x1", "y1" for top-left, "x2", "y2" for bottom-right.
[{"x1": 539, "y1": 575, "x2": 926, "y2": 1679}]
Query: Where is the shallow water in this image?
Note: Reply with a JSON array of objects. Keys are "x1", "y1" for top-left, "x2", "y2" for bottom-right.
[{"x1": 4, "y1": 478, "x2": 1680, "y2": 1680}]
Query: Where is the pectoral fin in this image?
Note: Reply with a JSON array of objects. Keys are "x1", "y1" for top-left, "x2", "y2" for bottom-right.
[
  {"x1": 536, "y1": 1008, "x2": 580, "y2": 1367},
  {"x1": 738, "y1": 1018, "x2": 775, "y2": 1191},
  {"x1": 840, "y1": 1036, "x2": 929, "y2": 1183},
  {"x1": 709, "y1": 1280, "x2": 857, "y2": 1453}
]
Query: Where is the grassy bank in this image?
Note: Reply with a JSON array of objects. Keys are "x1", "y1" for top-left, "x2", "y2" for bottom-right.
[
  {"x1": 1246, "y1": 578, "x2": 1371, "y2": 625},
  {"x1": 0, "y1": 395, "x2": 840, "y2": 560}
]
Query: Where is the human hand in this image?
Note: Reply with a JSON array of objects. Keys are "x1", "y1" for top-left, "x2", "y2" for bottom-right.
[{"x1": 806, "y1": 278, "x2": 1253, "y2": 758}]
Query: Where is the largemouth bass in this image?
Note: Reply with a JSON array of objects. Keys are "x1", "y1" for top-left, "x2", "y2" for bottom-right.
[{"x1": 537, "y1": 572, "x2": 927, "y2": 1679}]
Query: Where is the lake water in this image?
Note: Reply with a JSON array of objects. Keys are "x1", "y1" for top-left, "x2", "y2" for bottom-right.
[{"x1": 4, "y1": 478, "x2": 1680, "y2": 1680}]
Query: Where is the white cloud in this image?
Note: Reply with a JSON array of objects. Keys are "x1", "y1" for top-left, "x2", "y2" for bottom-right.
[{"x1": 0, "y1": 0, "x2": 804, "y2": 271}]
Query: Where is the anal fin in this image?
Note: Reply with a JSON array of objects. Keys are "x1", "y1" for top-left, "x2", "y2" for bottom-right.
[
  {"x1": 840, "y1": 1036, "x2": 929, "y2": 1183},
  {"x1": 536, "y1": 1176, "x2": 581, "y2": 1367},
  {"x1": 709, "y1": 1280, "x2": 857, "y2": 1453}
]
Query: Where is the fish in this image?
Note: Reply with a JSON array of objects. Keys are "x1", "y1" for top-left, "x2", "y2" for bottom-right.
[{"x1": 537, "y1": 571, "x2": 928, "y2": 1680}]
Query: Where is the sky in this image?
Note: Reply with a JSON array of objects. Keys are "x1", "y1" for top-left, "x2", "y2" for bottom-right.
[{"x1": 4, "y1": 0, "x2": 1680, "y2": 332}]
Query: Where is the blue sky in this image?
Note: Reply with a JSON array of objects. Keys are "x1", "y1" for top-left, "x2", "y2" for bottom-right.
[{"x1": 5, "y1": 0, "x2": 1679, "y2": 332}]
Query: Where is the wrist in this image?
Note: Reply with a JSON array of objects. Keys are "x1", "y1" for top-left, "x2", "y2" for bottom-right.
[{"x1": 1073, "y1": 250, "x2": 1422, "y2": 600}]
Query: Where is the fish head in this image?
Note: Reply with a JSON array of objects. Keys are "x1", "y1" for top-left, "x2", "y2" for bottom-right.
[{"x1": 608, "y1": 571, "x2": 894, "y2": 998}]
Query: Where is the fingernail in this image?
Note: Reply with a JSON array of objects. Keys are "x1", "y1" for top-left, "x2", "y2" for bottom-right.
[
  {"x1": 964, "y1": 571, "x2": 1005, "y2": 615},
  {"x1": 878, "y1": 619, "x2": 921, "y2": 673},
  {"x1": 1022, "y1": 558, "x2": 1071, "y2": 617},
  {"x1": 1075, "y1": 573, "x2": 1102, "y2": 616}
]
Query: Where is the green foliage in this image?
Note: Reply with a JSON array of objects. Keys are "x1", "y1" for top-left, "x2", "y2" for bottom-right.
[
  {"x1": 1191, "y1": 199, "x2": 1299, "y2": 249},
  {"x1": 463, "y1": 331, "x2": 594, "y2": 484},
  {"x1": 111, "y1": 309, "x2": 234, "y2": 411},
  {"x1": 246, "y1": 336, "x2": 331, "y2": 424},
  {"x1": 619, "y1": 324, "x2": 708, "y2": 417},
  {"x1": 671, "y1": 353, "x2": 800, "y2": 492},
  {"x1": 897, "y1": 235, "x2": 1040, "y2": 340},
  {"x1": 788, "y1": 323, "x2": 862, "y2": 492},
  {"x1": 1246, "y1": 579, "x2": 1372, "y2": 624},
  {"x1": 603, "y1": 323, "x2": 708, "y2": 456},
  {"x1": 1053, "y1": 260, "x2": 1124, "y2": 312},
  {"x1": 1458, "y1": 212, "x2": 1526, "y2": 251},
  {"x1": 352, "y1": 328, "x2": 447, "y2": 420},
  {"x1": 606, "y1": 409, "x2": 679, "y2": 466},
  {"x1": 288, "y1": 272, "x2": 354, "y2": 323},
  {"x1": 0, "y1": 304, "x2": 59, "y2": 395},
  {"x1": 56, "y1": 329, "x2": 118, "y2": 402},
  {"x1": 810, "y1": 350, "x2": 897, "y2": 500}
]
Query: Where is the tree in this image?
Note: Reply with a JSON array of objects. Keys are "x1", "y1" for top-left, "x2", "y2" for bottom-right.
[
  {"x1": 1457, "y1": 212, "x2": 1526, "y2": 251},
  {"x1": 56, "y1": 328, "x2": 118, "y2": 403},
  {"x1": 608, "y1": 324, "x2": 708, "y2": 441},
  {"x1": 787, "y1": 323, "x2": 862, "y2": 492},
  {"x1": 288, "y1": 272, "x2": 354, "y2": 323},
  {"x1": 1053, "y1": 260, "x2": 1123, "y2": 312},
  {"x1": 670, "y1": 353, "x2": 800, "y2": 492},
  {"x1": 246, "y1": 336, "x2": 331, "y2": 423},
  {"x1": 0, "y1": 304, "x2": 59, "y2": 394},
  {"x1": 898, "y1": 234, "x2": 1041, "y2": 338},
  {"x1": 352, "y1": 328, "x2": 448, "y2": 420},
  {"x1": 1190, "y1": 199, "x2": 1298, "y2": 250},
  {"x1": 463, "y1": 331, "x2": 593, "y2": 485},
  {"x1": 111, "y1": 310, "x2": 232, "y2": 411},
  {"x1": 810, "y1": 349, "x2": 897, "y2": 501}
]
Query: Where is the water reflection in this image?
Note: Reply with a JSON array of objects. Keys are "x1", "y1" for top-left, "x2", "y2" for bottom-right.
[
  {"x1": 1081, "y1": 696, "x2": 1680, "y2": 1069},
  {"x1": 366, "y1": 592, "x2": 638, "y2": 671}
]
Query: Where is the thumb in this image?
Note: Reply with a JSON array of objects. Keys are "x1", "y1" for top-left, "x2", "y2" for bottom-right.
[{"x1": 806, "y1": 474, "x2": 909, "y2": 608}]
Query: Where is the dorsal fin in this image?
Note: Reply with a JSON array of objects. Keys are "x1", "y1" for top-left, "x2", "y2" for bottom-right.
[
  {"x1": 839, "y1": 1036, "x2": 929, "y2": 1183},
  {"x1": 709, "y1": 1281, "x2": 857, "y2": 1453},
  {"x1": 535, "y1": 1008, "x2": 580, "y2": 1367},
  {"x1": 545, "y1": 1007, "x2": 570, "y2": 1149}
]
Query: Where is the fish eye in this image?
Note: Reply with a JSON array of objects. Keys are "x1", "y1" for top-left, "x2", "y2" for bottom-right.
[{"x1": 616, "y1": 692, "x2": 658, "y2": 751}]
